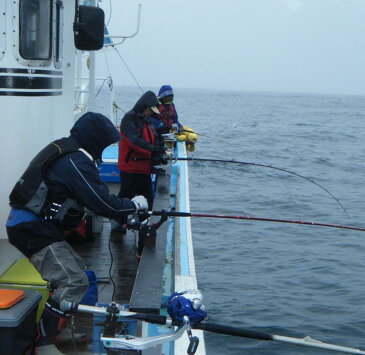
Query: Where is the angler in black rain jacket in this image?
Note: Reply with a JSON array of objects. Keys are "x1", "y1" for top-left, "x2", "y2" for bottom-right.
[
  {"x1": 6, "y1": 112, "x2": 145, "y2": 349},
  {"x1": 7, "y1": 112, "x2": 137, "y2": 256}
]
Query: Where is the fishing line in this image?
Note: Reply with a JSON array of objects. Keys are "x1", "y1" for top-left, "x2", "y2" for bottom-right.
[
  {"x1": 177, "y1": 157, "x2": 350, "y2": 219},
  {"x1": 183, "y1": 128, "x2": 244, "y2": 149},
  {"x1": 182, "y1": 129, "x2": 297, "y2": 205},
  {"x1": 149, "y1": 211, "x2": 364, "y2": 232}
]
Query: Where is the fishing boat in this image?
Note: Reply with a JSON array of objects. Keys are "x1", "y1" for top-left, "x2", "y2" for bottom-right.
[
  {"x1": 1, "y1": 1, "x2": 365, "y2": 355},
  {"x1": 0, "y1": 1, "x2": 206, "y2": 354}
]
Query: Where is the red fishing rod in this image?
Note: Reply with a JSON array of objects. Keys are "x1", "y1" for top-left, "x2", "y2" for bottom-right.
[{"x1": 148, "y1": 210, "x2": 365, "y2": 232}]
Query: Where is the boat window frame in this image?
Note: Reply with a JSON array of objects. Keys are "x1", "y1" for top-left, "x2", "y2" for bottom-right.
[
  {"x1": 53, "y1": 0, "x2": 64, "y2": 69},
  {"x1": 13, "y1": 0, "x2": 53, "y2": 67},
  {"x1": 0, "y1": 1, "x2": 5, "y2": 60}
]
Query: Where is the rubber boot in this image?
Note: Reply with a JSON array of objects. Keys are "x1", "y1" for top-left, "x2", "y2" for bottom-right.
[{"x1": 34, "y1": 302, "x2": 70, "y2": 352}]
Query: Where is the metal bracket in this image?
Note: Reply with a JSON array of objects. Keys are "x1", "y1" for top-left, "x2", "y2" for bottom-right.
[
  {"x1": 101, "y1": 325, "x2": 187, "y2": 350},
  {"x1": 128, "y1": 211, "x2": 168, "y2": 246}
]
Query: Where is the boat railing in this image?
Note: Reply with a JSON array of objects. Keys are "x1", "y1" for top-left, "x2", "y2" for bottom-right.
[{"x1": 74, "y1": 76, "x2": 114, "y2": 118}]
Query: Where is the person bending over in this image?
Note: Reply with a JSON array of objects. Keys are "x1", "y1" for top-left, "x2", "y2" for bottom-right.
[{"x1": 7, "y1": 112, "x2": 148, "y2": 353}]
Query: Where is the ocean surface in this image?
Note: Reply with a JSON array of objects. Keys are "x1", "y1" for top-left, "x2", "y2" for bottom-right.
[{"x1": 98, "y1": 86, "x2": 365, "y2": 354}]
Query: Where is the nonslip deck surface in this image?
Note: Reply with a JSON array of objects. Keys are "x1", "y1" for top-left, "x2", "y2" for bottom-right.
[{"x1": 58, "y1": 229, "x2": 140, "y2": 354}]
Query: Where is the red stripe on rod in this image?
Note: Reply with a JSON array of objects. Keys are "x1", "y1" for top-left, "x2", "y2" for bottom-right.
[{"x1": 189, "y1": 213, "x2": 365, "y2": 232}]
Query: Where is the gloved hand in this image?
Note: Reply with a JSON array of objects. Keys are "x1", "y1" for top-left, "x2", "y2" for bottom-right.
[
  {"x1": 171, "y1": 123, "x2": 179, "y2": 132},
  {"x1": 131, "y1": 195, "x2": 148, "y2": 212},
  {"x1": 152, "y1": 153, "x2": 168, "y2": 166},
  {"x1": 153, "y1": 145, "x2": 166, "y2": 154}
]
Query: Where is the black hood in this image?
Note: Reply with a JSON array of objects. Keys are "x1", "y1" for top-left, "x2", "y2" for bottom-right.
[
  {"x1": 70, "y1": 112, "x2": 120, "y2": 161},
  {"x1": 133, "y1": 91, "x2": 159, "y2": 114}
]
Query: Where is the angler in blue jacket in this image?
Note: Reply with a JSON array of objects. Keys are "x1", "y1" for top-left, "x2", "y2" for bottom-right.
[{"x1": 6, "y1": 112, "x2": 147, "y2": 351}]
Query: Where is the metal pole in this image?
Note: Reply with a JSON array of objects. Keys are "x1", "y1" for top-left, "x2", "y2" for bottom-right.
[{"x1": 87, "y1": 0, "x2": 96, "y2": 111}]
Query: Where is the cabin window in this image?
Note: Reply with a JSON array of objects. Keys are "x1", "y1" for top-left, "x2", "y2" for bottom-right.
[
  {"x1": 19, "y1": 0, "x2": 52, "y2": 60},
  {"x1": 54, "y1": 0, "x2": 63, "y2": 67}
]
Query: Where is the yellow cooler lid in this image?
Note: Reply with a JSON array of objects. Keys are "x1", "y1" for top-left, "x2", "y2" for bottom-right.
[{"x1": 0, "y1": 258, "x2": 47, "y2": 286}]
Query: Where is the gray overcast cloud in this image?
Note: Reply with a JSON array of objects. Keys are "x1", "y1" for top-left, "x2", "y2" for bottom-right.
[{"x1": 97, "y1": 0, "x2": 365, "y2": 95}]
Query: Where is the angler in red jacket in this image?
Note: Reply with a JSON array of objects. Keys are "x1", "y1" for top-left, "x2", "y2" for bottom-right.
[{"x1": 118, "y1": 91, "x2": 165, "y2": 222}]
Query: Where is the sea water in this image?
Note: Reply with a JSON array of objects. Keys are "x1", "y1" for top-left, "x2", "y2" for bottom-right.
[{"x1": 98, "y1": 87, "x2": 365, "y2": 354}]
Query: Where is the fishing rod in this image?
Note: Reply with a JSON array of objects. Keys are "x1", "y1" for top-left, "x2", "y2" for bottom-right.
[
  {"x1": 195, "y1": 322, "x2": 365, "y2": 355},
  {"x1": 175, "y1": 156, "x2": 350, "y2": 219},
  {"x1": 135, "y1": 154, "x2": 349, "y2": 218},
  {"x1": 148, "y1": 210, "x2": 365, "y2": 232},
  {"x1": 77, "y1": 304, "x2": 365, "y2": 355}
]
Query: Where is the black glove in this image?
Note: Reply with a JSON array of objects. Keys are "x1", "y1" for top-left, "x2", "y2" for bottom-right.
[
  {"x1": 152, "y1": 151, "x2": 168, "y2": 165},
  {"x1": 153, "y1": 145, "x2": 166, "y2": 154}
]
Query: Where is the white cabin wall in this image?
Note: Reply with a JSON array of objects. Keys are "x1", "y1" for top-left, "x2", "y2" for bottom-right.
[
  {"x1": 0, "y1": 0, "x2": 77, "y2": 239},
  {"x1": 53, "y1": 0, "x2": 77, "y2": 138}
]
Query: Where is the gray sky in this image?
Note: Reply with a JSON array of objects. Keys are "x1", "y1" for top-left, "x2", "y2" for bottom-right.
[{"x1": 98, "y1": 0, "x2": 365, "y2": 95}]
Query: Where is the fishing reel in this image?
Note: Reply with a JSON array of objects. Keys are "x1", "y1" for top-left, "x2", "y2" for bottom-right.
[
  {"x1": 167, "y1": 289, "x2": 207, "y2": 354},
  {"x1": 127, "y1": 210, "x2": 168, "y2": 247},
  {"x1": 77, "y1": 290, "x2": 206, "y2": 354}
]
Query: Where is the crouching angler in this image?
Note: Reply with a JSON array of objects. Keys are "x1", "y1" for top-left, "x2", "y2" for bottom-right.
[{"x1": 6, "y1": 112, "x2": 148, "y2": 352}]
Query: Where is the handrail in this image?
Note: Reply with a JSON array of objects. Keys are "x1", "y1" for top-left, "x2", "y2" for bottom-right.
[{"x1": 104, "y1": 4, "x2": 142, "y2": 47}]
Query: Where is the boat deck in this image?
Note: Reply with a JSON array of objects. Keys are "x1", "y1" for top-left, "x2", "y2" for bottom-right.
[
  {"x1": 56, "y1": 229, "x2": 139, "y2": 354},
  {"x1": 73, "y1": 227, "x2": 139, "y2": 305},
  {"x1": 59, "y1": 183, "x2": 140, "y2": 354}
]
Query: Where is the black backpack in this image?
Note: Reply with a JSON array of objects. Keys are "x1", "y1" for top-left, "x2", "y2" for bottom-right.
[{"x1": 9, "y1": 137, "x2": 80, "y2": 215}]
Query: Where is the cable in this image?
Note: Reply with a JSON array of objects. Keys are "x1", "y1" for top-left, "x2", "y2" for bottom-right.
[
  {"x1": 106, "y1": 0, "x2": 112, "y2": 27},
  {"x1": 95, "y1": 79, "x2": 106, "y2": 98},
  {"x1": 113, "y1": 46, "x2": 144, "y2": 93},
  {"x1": 113, "y1": 101, "x2": 127, "y2": 114},
  {"x1": 108, "y1": 233, "x2": 116, "y2": 301}
]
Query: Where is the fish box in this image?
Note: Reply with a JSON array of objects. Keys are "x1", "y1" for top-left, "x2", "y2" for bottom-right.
[{"x1": 0, "y1": 288, "x2": 41, "y2": 354}]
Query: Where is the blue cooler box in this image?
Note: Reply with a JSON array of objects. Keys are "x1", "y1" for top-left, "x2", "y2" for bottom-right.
[
  {"x1": 99, "y1": 144, "x2": 120, "y2": 183},
  {"x1": 0, "y1": 288, "x2": 41, "y2": 354}
]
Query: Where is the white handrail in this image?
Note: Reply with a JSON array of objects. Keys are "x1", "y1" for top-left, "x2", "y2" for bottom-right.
[{"x1": 104, "y1": 4, "x2": 142, "y2": 47}]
